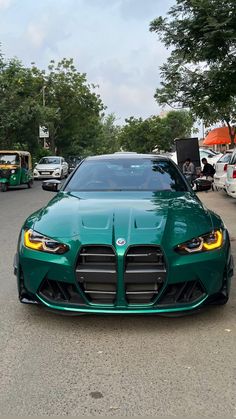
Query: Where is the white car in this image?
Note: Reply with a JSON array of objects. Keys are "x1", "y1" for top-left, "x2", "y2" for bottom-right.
[
  {"x1": 225, "y1": 149, "x2": 236, "y2": 198},
  {"x1": 34, "y1": 156, "x2": 69, "y2": 180},
  {"x1": 214, "y1": 151, "x2": 234, "y2": 190},
  {"x1": 199, "y1": 148, "x2": 222, "y2": 168}
]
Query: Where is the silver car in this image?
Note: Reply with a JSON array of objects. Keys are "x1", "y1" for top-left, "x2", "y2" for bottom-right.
[
  {"x1": 34, "y1": 156, "x2": 69, "y2": 179},
  {"x1": 214, "y1": 151, "x2": 234, "y2": 190}
]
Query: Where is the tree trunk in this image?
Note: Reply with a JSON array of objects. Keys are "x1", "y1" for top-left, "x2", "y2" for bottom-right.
[{"x1": 226, "y1": 122, "x2": 236, "y2": 149}]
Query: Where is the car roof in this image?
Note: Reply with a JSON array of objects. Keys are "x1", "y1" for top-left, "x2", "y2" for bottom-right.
[
  {"x1": 85, "y1": 153, "x2": 170, "y2": 161},
  {"x1": 0, "y1": 150, "x2": 31, "y2": 156},
  {"x1": 40, "y1": 156, "x2": 62, "y2": 158}
]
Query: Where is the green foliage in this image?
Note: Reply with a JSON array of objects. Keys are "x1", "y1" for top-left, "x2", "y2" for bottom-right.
[
  {"x1": 150, "y1": 0, "x2": 236, "y2": 145},
  {"x1": 96, "y1": 113, "x2": 121, "y2": 155},
  {"x1": 42, "y1": 58, "x2": 104, "y2": 156},
  {"x1": 119, "y1": 110, "x2": 194, "y2": 153},
  {"x1": 0, "y1": 54, "x2": 105, "y2": 157},
  {"x1": 0, "y1": 58, "x2": 44, "y2": 153}
]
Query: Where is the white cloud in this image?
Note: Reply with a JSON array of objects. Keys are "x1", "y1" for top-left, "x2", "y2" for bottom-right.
[
  {"x1": 0, "y1": 0, "x2": 11, "y2": 10},
  {"x1": 97, "y1": 78, "x2": 161, "y2": 122},
  {"x1": 0, "y1": 0, "x2": 172, "y2": 122},
  {"x1": 27, "y1": 23, "x2": 45, "y2": 48},
  {"x1": 84, "y1": 0, "x2": 174, "y2": 20}
]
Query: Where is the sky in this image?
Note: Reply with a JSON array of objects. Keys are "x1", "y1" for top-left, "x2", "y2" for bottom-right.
[{"x1": 0, "y1": 0, "x2": 175, "y2": 123}]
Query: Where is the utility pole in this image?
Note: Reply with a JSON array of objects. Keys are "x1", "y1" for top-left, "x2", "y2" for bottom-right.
[
  {"x1": 42, "y1": 86, "x2": 47, "y2": 149},
  {"x1": 42, "y1": 85, "x2": 46, "y2": 107},
  {"x1": 202, "y1": 120, "x2": 205, "y2": 140}
]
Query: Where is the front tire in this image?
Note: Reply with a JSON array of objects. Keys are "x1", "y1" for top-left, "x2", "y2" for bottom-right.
[
  {"x1": 59, "y1": 170, "x2": 64, "y2": 180},
  {"x1": 27, "y1": 180, "x2": 33, "y2": 188},
  {"x1": 1, "y1": 183, "x2": 8, "y2": 192}
]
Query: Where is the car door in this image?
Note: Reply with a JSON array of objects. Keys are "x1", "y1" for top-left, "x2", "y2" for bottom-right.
[
  {"x1": 215, "y1": 152, "x2": 232, "y2": 180},
  {"x1": 227, "y1": 150, "x2": 236, "y2": 183}
]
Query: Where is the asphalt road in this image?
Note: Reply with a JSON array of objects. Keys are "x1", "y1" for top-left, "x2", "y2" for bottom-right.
[{"x1": 0, "y1": 182, "x2": 235, "y2": 416}]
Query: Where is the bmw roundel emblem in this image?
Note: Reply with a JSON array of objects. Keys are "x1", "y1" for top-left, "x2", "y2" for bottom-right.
[{"x1": 116, "y1": 238, "x2": 126, "y2": 246}]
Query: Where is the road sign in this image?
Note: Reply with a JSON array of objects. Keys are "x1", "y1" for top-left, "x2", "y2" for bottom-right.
[{"x1": 39, "y1": 125, "x2": 49, "y2": 138}]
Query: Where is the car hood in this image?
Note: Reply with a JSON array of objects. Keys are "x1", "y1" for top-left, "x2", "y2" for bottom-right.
[
  {"x1": 35, "y1": 164, "x2": 60, "y2": 170},
  {"x1": 28, "y1": 191, "x2": 219, "y2": 249}
]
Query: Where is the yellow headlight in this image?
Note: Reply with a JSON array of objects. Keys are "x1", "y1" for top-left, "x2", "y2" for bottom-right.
[
  {"x1": 176, "y1": 229, "x2": 223, "y2": 254},
  {"x1": 24, "y1": 229, "x2": 69, "y2": 254},
  {"x1": 24, "y1": 229, "x2": 43, "y2": 250},
  {"x1": 202, "y1": 230, "x2": 223, "y2": 251}
]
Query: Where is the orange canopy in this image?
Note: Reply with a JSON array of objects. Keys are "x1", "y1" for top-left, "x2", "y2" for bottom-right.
[{"x1": 203, "y1": 127, "x2": 235, "y2": 145}]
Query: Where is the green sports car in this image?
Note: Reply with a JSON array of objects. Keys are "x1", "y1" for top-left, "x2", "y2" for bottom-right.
[{"x1": 14, "y1": 153, "x2": 234, "y2": 314}]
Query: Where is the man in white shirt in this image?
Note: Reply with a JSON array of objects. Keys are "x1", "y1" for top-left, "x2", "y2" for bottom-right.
[{"x1": 182, "y1": 158, "x2": 195, "y2": 183}]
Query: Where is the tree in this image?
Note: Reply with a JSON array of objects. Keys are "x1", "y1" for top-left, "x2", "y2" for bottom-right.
[
  {"x1": 97, "y1": 113, "x2": 121, "y2": 154},
  {"x1": 36, "y1": 58, "x2": 104, "y2": 156},
  {"x1": 0, "y1": 53, "x2": 105, "y2": 157},
  {"x1": 0, "y1": 57, "x2": 45, "y2": 154},
  {"x1": 119, "y1": 110, "x2": 193, "y2": 153},
  {"x1": 150, "y1": 0, "x2": 236, "y2": 146}
]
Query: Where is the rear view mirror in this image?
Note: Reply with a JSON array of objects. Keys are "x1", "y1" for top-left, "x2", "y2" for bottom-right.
[{"x1": 42, "y1": 179, "x2": 61, "y2": 192}]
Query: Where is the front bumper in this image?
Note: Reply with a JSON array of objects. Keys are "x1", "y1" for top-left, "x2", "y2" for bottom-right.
[
  {"x1": 225, "y1": 181, "x2": 236, "y2": 198},
  {"x1": 15, "y1": 236, "x2": 233, "y2": 314},
  {"x1": 214, "y1": 176, "x2": 227, "y2": 189},
  {"x1": 34, "y1": 172, "x2": 61, "y2": 179}
]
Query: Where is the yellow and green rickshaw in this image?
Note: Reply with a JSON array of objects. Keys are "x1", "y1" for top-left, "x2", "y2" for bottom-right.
[{"x1": 0, "y1": 150, "x2": 33, "y2": 192}]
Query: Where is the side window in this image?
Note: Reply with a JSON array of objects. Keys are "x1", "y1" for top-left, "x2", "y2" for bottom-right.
[{"x1": 230, "y1": 151, "x2": 236, "y2": 165}]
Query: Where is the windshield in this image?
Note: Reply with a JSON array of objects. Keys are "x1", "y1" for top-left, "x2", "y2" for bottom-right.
[
  {"x1": 0, "y1": 154, "x2": 19, "y2": 165},
  {"x1": 39, "y1": 157, "x2": 61, "y2": 165},
  {"x1": 65, "y1": 158, "x2": 188, "y2": 192}
]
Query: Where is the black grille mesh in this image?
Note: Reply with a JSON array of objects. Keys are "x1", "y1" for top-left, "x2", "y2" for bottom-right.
[
  {"x1": 76, "y1": 246, "x2": 117, "y2": 304},
  {"x1": 124, "y1": 246, "x2": 166, "y2": 304}
]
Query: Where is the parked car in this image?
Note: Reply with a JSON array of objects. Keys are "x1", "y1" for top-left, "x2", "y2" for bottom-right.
[
  {"x1": 225, "y1": 148, "x2": 236, "y2": 198},
  {"x1": 14, "y1": 153, "x2": 233, "y2": 315},
  {"x1": 65, "y1": 156, "x2": 83, "y2": 173},
  {"x1": 214, "y1": 151, "x2": 234, "y2": 191},
  {"x1": 34, "y1": 156, "x2": 68, "y2": 179},
  {"x1": 199, "y1": 148, "x2": 222, "y2": 168}
]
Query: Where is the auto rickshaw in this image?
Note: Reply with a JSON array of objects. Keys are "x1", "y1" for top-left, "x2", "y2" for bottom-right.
[{"x1": 0, "y1": 150, "x2": 33, "y2": 192}]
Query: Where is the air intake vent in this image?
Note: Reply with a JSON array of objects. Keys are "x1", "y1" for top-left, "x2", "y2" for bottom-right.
[
  {"x1": 157, "y1": 280, "x2": 206, "y2": 306},
  {"x1": 38, "y1": 279, "x2": 84, "y2": 304}
]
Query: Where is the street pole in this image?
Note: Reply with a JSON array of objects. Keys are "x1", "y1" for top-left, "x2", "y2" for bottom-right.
[
  {"x1": 42, "y1": 85, "x2": 46, "y2": 107},
  {"x1": 42, "y1": 86, "x2": 46, "y2": 148}
]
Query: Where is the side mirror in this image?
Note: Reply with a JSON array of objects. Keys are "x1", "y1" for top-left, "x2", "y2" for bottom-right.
[
  {"x1": 42, "y1": 179, "x2": 61, "y2": 192},
  {"x1": 34, "y1": 162, "x2": 38, "y2": 166}
]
